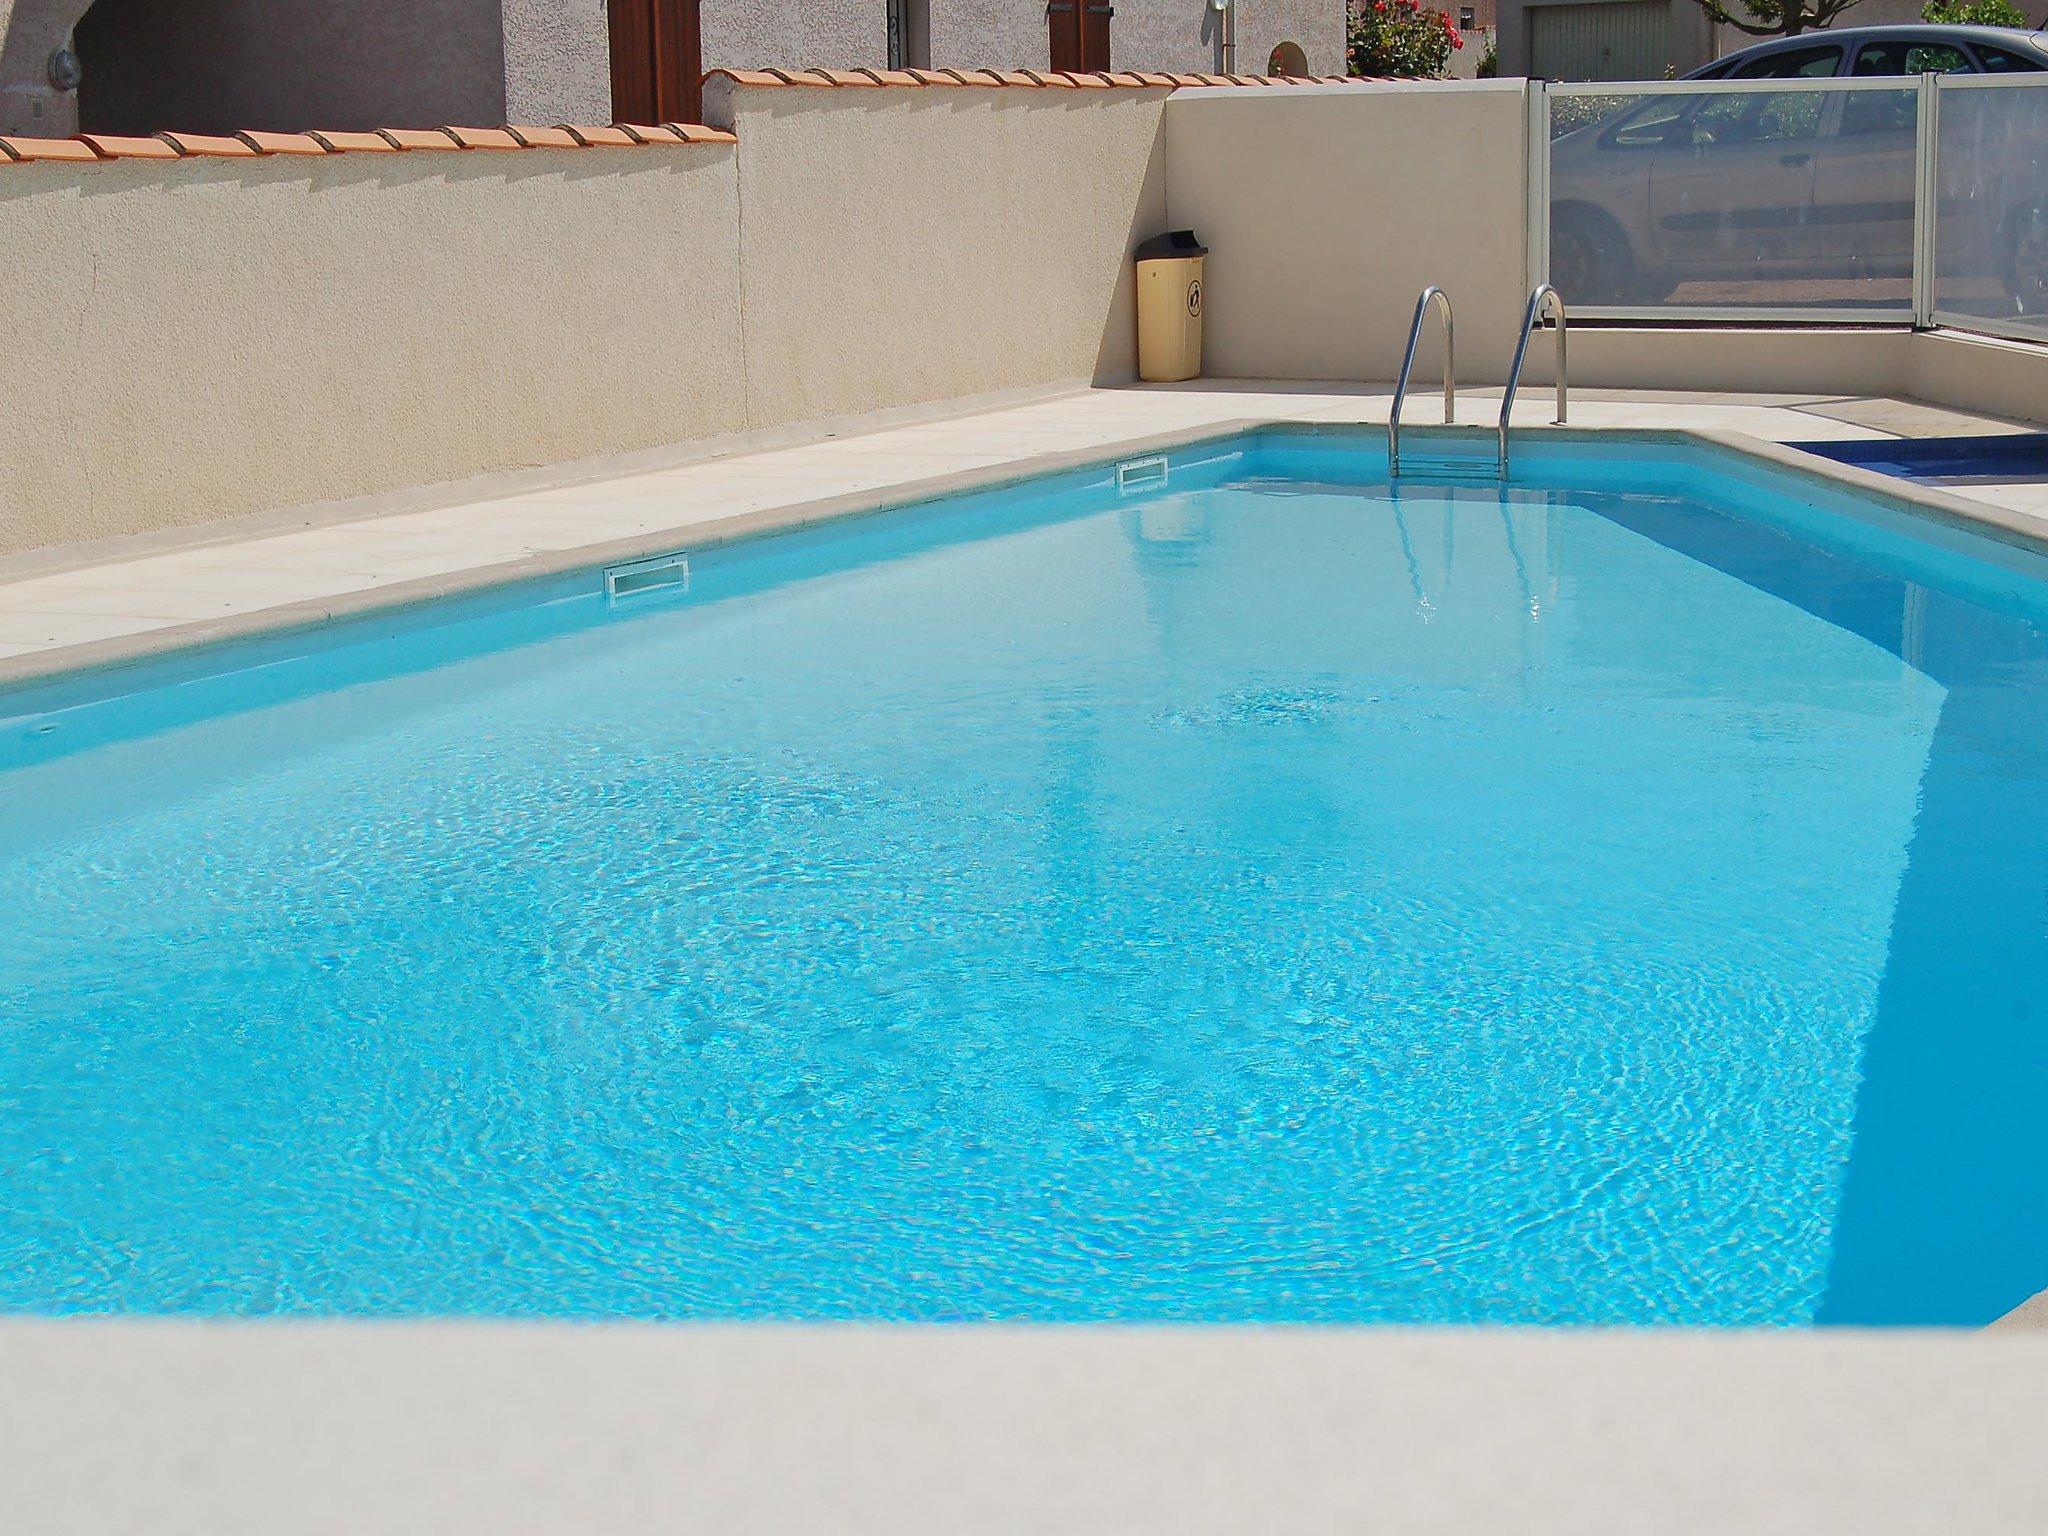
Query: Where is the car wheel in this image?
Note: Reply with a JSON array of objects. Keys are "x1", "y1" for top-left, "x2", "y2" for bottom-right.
[
  {"x1": 1551, "y1": 211, "x2": 1645, "y2": 306},
  {"x1": 2003, "y1": 203, "x2": 2048, "y2": 316}
]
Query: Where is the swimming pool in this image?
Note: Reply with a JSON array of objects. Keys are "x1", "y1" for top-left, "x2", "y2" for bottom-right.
[{"x1": 1, "y1": 428, "x2": 2042, "y2": 1327}]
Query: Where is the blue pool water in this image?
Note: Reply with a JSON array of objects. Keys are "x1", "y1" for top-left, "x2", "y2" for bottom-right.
[
  {"x1": 1, "y1": 431, "x2": 2044, "y2": 1327},
  {"x1": 1793, "y1": 433, "x2": 2048, "y2": 486}
]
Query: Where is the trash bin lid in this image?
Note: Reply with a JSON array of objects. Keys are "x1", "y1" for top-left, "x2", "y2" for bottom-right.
[{"x1": 1135, "y1": 230, "x2": 1207, "y2": 262}]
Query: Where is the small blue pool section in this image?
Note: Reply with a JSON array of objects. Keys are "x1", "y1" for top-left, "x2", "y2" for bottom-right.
[
  {"x1": 1, "y1": 430, "x2": 2043, "y2": 1327},
  {"x1": 1793, "y1": 432, "x2": 2048, "y2": 485}
]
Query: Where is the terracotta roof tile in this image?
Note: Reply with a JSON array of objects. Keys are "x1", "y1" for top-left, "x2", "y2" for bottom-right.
[
  {"x1": 377, "y1": 128, "x2": 462, "y2": 151},
  {"x1": 558, "y1": 124, "x2": 637, "y2": 147},
  {"x1": 79, "y1": 134, "x2": 179, "y2": 159},
  {"x1": 155, "y1": 132, "x2": 259, "y2": 157},
  {"x1": 442, "y1": 126, "x2": 523, "y2": 150},
  {"x1": 235, "y1": 130, "x2": 327, "y2": 155},
  {"x1": 667, "y1": 123, "x2": 738, "y2": 144},
  {"x1": 0, "y1": 135, "x2": 98, "y2": 162},
  {"x1": 306, "y1": 130, "x2": 400, "y2": 152},
  {"x1": 615, "y1": 123, "x2": 686, "y2": 144},
  {"x1": 0, "y1": 68, "x2": 1362, "y2": 174},
  {"x1": 503, "y1": 125, "x2": 576, "y2": 148}
]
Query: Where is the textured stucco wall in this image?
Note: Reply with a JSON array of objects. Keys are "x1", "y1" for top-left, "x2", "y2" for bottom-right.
[
  {"x1": 697, "y1": 2, "x2": 1342, "y2": 77},
  {"x1": 0, "y1": 0, "x2": 92, "y2": 134},
  {"x1": 700, "y1": 2, "x2": 887, "y2": 72},
  {"x1": 0, "y1": 146, "x2": 745, "y2": 552},
  {"x1": 501, "y1": 0, "x2": 612, "y2": 125},
  {"x1": 931, "y1": 1, "x2": 1343, "y2": 76},
  {"x1": 1166, "y1": 81, "x2": 1534, "y2": 383},
  {"x1": 0, "y1": 78, "x2": 1171, "y2": 552},
  {"x1": 706, "y1": 75, "x2": 1170, "y2": 427}
]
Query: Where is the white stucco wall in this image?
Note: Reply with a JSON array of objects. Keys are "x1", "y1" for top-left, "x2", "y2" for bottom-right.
[
  {"x1": 1165, "y1": 80, "x2": 1535, "y2": 382},
  {"x1": 706, "y1": 75, "x2": 1169, "y2": 427},
  {"x1": 501, "y1": 0, "x2": 612, "y2": 124},
  {"x1": 700, "y1": 2, "x2": 887, "y2": 73},
  {"x1": 0, "y1": 77, "x2": 1174, "y2": 553},
  {"x1": 0, "y1": 146, "x2": 746, "y2": 552}
]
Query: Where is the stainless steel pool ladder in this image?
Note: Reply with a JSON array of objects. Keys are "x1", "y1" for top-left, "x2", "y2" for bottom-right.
[
  {"x1": 1388, "y1": 286, "x2": 1454, "y2": 477},
  {"x1": 1498, "y1": 284, "x2": 1568, "y2": 477}
]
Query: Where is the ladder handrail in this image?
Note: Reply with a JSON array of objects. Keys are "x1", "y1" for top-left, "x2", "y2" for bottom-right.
[
  {"x1": 1498, "y1": 284, "x2": 1567, "y2": 477},
  {"x1": 1388, "y1": 286, "x2": 1454, "y2": 477}
]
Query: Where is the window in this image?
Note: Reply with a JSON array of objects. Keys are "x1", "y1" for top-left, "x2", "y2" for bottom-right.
[
  {"x1": 1459, "y1": 7, "x2": 1475, "y2": 27},
  {"x1": 1975, "y1": 45, "x2": 2044, "y2": 73},
  {"x1": 887, "y1": 0, "x2": 931, "y2": 71},
  {"x1": 1605, "y1": 99, "x2": 1691, "y2": 147},
  {"x1": 1048, "y1": 2, "x2": 1111, "y2": 72},
  {"x1": 1689, "y1": 89, "x2": 1826, "y2": 144},
  {"x1": 1730, "y1": 44, "x2": 1842, "y2": 80},
  {"x1": 1839, "y1": 39, "x2": 1970, "y2": 134},
  {"x1": 1267, "y1": 41, "x2": 1309, "y2": 77},
  {"x1": 1850, "y1": 40, "x2": 1969, "y2": 77}
]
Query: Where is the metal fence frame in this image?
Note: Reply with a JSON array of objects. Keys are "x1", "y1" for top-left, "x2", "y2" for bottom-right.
[{"x1": 1529, "y1": 72, "x2": 2048, "y2": 341}]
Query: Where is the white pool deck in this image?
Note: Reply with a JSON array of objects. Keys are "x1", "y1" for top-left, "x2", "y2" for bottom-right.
[
  {"x1": 5, "y1": 381, "x2": 2048, "y2": 1532},
  {"x1": 4, "y1": 379, "x2": 2047, "y2": 688}
]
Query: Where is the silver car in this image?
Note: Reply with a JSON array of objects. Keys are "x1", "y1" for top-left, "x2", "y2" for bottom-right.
[{"x1": 1547, "y1": 26, "x2": 2048, "y2": 307}]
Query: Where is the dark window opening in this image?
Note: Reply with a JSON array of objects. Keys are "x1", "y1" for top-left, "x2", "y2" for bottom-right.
[
  {"x1": 609, "y1": 0, "x2": 703, "y2": 126},
  {"x1": 1049, "y1": 2, "x2": 1112, "y2": 73}
]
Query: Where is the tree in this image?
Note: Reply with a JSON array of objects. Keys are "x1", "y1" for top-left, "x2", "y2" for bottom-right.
[
  {"x1": 1348, "y1": 0, "x2": 1462, "y2": 79},
  {"x1": 1921, "y1": 0, "x2": 2027, "y2": 23},
  {"x1": 1687, "y1": 0, "x2": 1861, "y2": 37}
]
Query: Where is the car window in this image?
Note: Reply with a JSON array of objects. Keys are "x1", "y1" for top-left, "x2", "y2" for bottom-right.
[
  {"x1": 1840, "y1": 39, "x2": 1972, "y2": 134},
  {"x1": 1606, "y1": 98, "x2": 1690, "y2": 146},
  {"x1": 1975, "y1": 45, "x2": 2045, "y2": 73},
  {"x1": 1731, "y1": 44, "x2": 1842, "y2": 79},
  {"x1": 1689, "y1": 89, "x2": 1826, "y2": 144},
  {"x1": 1850, "y1": 39, "x2": 1971, "y2": 76}
]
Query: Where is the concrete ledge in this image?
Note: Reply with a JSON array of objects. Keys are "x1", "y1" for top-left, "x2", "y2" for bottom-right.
[{"x1": 2, "y1": 1323, "x2": 2044, "y2": 1535}]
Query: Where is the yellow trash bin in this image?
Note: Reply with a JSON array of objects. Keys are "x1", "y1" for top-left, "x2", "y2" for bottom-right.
[{"x1": 1136, "y1": 231, "x2": 1207, "y2": 384}]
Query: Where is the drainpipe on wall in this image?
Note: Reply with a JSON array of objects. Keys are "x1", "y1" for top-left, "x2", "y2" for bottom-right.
[{"x1": 1208, "y1": 0, "x2": 1237, "y2": 74}]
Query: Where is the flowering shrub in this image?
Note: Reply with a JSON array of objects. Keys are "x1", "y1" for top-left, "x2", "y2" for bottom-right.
[{"x1": 1348, "y1": 0, "x2": 1462, "y2": 80}]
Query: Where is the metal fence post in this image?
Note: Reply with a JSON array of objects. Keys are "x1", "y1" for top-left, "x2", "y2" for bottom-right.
[
  {"x1": 1526, "y1": 80, "x2": 1549, "y2": 296},
  {"x1": 1912, "y1": 72, "x2": 1940, "y2": 331}
]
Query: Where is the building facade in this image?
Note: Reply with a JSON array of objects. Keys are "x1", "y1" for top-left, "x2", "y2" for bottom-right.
[
  {"x1": 0, "y1": 1, "x2": 1345, "y2": 138},
  {"x1": 1494, "y1": 0, "x2": 1924, "y2": 82}
]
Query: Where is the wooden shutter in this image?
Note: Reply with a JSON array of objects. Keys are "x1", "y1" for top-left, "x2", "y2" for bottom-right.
[
  {"x1": 609, "y1": 0, "x2": 704, "y2": 124},
  {"x1": 1048, "y1": 2, "x2": 1081, "y2": 72},
  {"x1": 1081, "y1": 4, "x2": 1113, "y2": 71}
]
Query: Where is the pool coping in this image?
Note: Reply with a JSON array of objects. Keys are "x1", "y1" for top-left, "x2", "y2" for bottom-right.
[
  {"x1": 2, "y1": 416, "x2": 2045, "y2": 702},
  {"x1": 3, "y1": 1321, "x2": 2046, "y2": 1533}
]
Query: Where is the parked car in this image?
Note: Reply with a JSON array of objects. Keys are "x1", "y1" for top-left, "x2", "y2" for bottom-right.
[{"x1": 1547, "y1": 26, "x2": 2048, "y2": 307}]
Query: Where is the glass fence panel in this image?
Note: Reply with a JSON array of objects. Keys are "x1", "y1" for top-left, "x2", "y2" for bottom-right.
[
  {"x1": 1548, "y1": 85, "x2": 1919, "y2": 317},
  {"x1": 1930, "y1": 79, "x2": 2048, "y2": 343}
]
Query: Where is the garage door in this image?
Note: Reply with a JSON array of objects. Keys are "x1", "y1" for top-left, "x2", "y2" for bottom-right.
[{"x1": 1529, "y1": 0, "x2": 1674, "y2": 82}]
